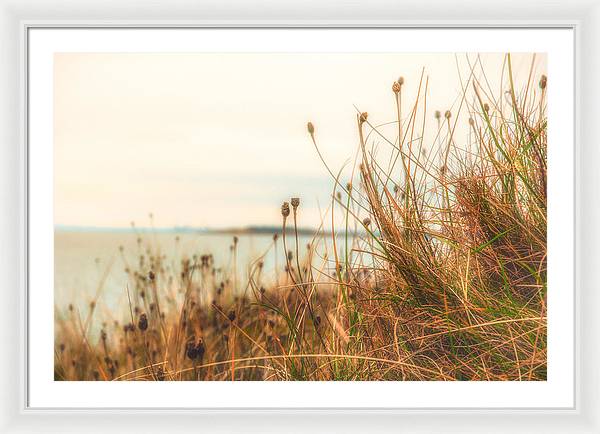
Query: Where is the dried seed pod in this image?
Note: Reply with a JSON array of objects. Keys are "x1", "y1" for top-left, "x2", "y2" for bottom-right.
[
  {"x1": 138, "y1": 313, "x2": 148, "y2": 332},
  {"x1": 307, "y1": 122, "x2": 315, "y2": 134},
  {"x1": 186, "y1": 341, "x2": 198, "y2": 360},
  {"x1": 227, "y1": 310, "x2": 236, "y2": 322},
  {"x1": 281, "y1": 202, "x2": 290, "y2": 218}
]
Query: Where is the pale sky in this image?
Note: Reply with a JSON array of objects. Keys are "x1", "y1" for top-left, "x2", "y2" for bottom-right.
[{"x1": 54, "y1": 52, "x2": 545, "y2": 229}]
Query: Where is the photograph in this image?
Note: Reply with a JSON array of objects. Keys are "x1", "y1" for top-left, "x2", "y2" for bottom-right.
[{"x1": 53, "y1": 51, "x2": 548, "y2": 382}]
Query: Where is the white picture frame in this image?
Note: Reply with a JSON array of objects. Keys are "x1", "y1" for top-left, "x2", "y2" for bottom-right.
[{"x1": 0, "y1": 1, "x2": 597, "y2": 433}]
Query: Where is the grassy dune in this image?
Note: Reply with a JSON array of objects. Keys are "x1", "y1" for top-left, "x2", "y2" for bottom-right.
[{"x1": 55, "y1": 55, "x2": 547, "y2": 381}]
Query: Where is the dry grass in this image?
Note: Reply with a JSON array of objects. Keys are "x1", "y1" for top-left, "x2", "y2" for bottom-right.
[{"x1": 55, "y1": 54, "x2": 547, "y2": 381}]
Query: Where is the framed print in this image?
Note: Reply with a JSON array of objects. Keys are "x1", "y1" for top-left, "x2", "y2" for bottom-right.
[
  {"x1": 0, "y1": 1, "x2": 598, "y2": 433},
  {"x1": 30, "y1": 25, "x2": 572, "y2": 406}
]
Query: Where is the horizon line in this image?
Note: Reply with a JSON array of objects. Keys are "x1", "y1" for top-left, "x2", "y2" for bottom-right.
[{"x1": 54, "y1": 224, "x2": 330, "y2": 234}]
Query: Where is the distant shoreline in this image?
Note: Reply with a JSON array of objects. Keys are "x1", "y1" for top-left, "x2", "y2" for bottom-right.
[{"x1": 54, "y1": 225, "x2": 333, "y2": 237}]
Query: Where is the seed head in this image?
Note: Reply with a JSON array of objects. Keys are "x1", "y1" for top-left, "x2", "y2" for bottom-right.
[
  {"x1": 363, "y1": 217, "x2": 371, "y2": 227},
  {"x1": 397, "y1": 76, "x2": 404, "y2": 86},
  {"x1": 186, "y1": 341, "x2": 198, "y2": 360},
  {"x1": 307, "y1": 122, "x2": 315, "y2": 135},
  {"x1": 483, "y1": 103, "x2": 490, "y2": 113},
  {"x1": 227, "y1": 310, "x2": 236, "y2": 322},
  {"x1": 138, "y1": 313, "x2": 148, "y2": 331},
  {"x1": 444, "y1": 110, "x2": 451, "y2": 120},
  {"x1": 291, "y1": 197, "x2": 300, "y2": 209},
  {"x1": 392, "y1": 81, "x2": 401, "y2": 94},
  {"x1": 539, "y1": 74, "x2": 547, "y2": 90},
  {"x1": 434, "y1": 110, "x2": 441, "y2": 120},
  {"x1": 186, "y1": 338, "x2": 205, "y2": 361},
  {"x1": 346, "y1": 182, "x2": 352, "y2": 192},
  {"x1": 468, "y1": 117, "x2": 474, "y2": 126},
  {"x1": 359, "y1": 112, "x2": 368, "y2": 124},
  {"x1": 281, "y1": 201, "x2": 290, "y2": 218}
]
